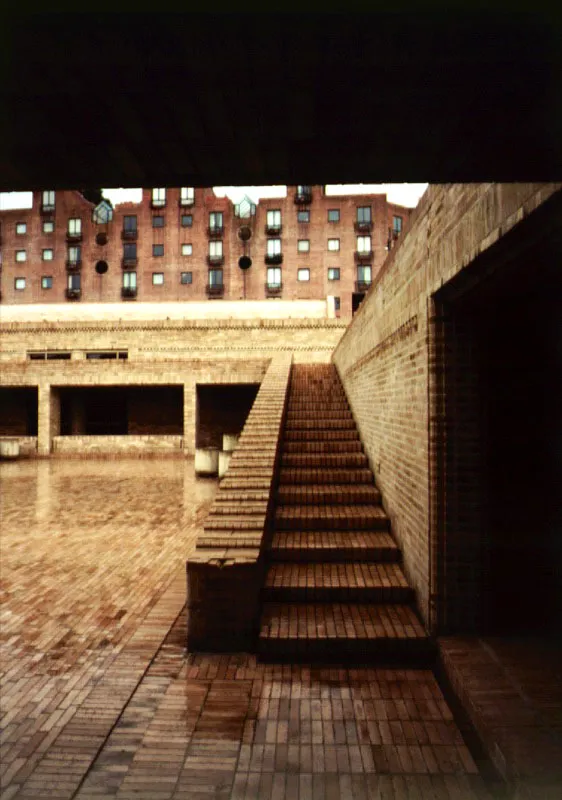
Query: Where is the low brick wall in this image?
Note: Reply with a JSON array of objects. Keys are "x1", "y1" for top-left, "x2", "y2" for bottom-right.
[
  {"x1": 52, "y1": 435, "x2": 185, "y2": 457},
  {"x1": 186, "y1": 352, "x2": 292, "y2": 651},
  {"x1": 0, "y1": 436, "x2": 37, "y2": 457}
]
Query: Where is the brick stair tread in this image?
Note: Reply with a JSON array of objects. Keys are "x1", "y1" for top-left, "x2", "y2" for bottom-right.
[
  {"x1": 279, "y1": 468, "x2": 373, "y2": 484},
  {"x1": 275, "y1": 504, "x2": 389, "y2": 531},
  {"x1": 220, "y1": 479, "x2": 272, "y2": 490},
  {"x1": 282, "y1": 454, "x2": 368, "y2": 467},
  {"x1": 265, "y1": 562, "x2": 410, "y2": 590},
  {"x1": 215, "y1": 490, "x2": 270, "y2": 502},
  {"x1": 204, "y1": 516, "x2": 266, "y2": 531},
  {"x1": 283, "y1": 441, "x2": 363, "y2": 453},
  {"x1": 284, "y1": 429, "x2": 360, "y2": 441},
  {"x1": 270, "y1": 531, "x2": 399, "y2": 560},
  {"x1": 210, "y1": 502, "x2": 267, "y2": 515},
  {"x1": 277, "y1": 485, "x2": 379, "y2": 504},
  {"x1": 285, "y1": 420, "x2": 357, "y2": 430}
]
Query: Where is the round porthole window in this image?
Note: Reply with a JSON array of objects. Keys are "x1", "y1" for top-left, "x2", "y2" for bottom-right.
[
  {"x1": 95, "y1": 232, "x2": 108, "y2": 246},
  {"x1": 238, "y1": 256, "x2": 252, "y2": 270},
  {"x1": 95, "y1": 260, "x2": 109, "y2": 274}
]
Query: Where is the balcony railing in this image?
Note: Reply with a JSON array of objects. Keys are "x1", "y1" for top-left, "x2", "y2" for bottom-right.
[
  {"x1": 355, "y1": 280, "x2": 372, "y2": 293},
  {"x1": 121, "y1": 287, "x2": 137, "y2": 299},
  {"x1": 65, "y1": 259, "x2": 82, "y2": 271},
  {"x1": 121, "y1": 229, "x2": 137, "y2": 241},
  {"x1": 206, "y1": 283, "x2": 224, "y2": 297},
  {"x1": 294, "y1": 188, "x2": 312, "y2": 204},
  {"x1": 151, "y1": 198, "x2": 166, "y2": 209},
  {"x1": 65, "y1": 288, "x2": 81, "y2": 300},
  {"x1": 66, "y1": 231, "x2": 82, "y2": 243},
  {"x1": 122, "y1": 257, "x2": 138, "y2": 268},
  {"x1": 265, "y1": 224, "x2": 282, "y2": 235},
  {"x1": 264, "y1": 253, "x2": 283, "y2": 265},
  {"x1": 354, "y1": 220, "x2": 372, "y2": 233},
  {"x1": 207, "y1": 225, "x2": 224, "y2": 237},
  {"x1": 354, "y1": 250, "x2": 373, "y2": 262},
  {"x1": 206, "y1": 254, "x2": 225, "y2": 266},
  {"x1": 179, "y1": 197, "x2": 194, "y2": 207},
  {"x1": 40, "y1": 203, "x2": 55, "y2": 215},
  {"x1": 265, "y1": 282, "x2": 282, "y2": 296}
]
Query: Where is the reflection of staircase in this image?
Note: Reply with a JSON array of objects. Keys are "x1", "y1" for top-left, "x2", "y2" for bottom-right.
[{"x1": 258, "y1": 364, "x2": 433, "y2": 663}]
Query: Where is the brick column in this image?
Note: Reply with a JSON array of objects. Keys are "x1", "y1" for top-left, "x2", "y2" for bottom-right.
[
  {"x1": 37, "y1": 384, "x2": 59, "y2": 456},
  {"x1": 183, "y1": 379, "x2": 196, "y2": 455}
]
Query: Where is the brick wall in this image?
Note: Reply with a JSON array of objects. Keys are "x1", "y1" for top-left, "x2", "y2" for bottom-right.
[{"x1": 333, "y1": 183, "x2": 562, "y2": 631}]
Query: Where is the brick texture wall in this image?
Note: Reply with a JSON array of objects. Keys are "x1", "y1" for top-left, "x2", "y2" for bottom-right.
[{"x1": 333, "y1": 183, "x2": 562, "y2": 632}]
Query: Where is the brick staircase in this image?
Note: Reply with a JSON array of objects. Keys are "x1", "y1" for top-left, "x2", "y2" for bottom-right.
[{"x1": 258, "y1": 363, "x2": 434, "y2": 663}]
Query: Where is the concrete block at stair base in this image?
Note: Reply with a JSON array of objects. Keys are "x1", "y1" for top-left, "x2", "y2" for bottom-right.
[
  {"x1": 0, "y1": 439, "x2": 20, "y2": 460},
  {"x1": 195, "y1": 447, "x2": 219, "y2": 476},
  {"x1": 222, "y1": 434, "x2": 239, "y2": 453},
  {"x1": 218, "y1": 450, "x2": 232, "y2": 478},
  {"x1": 186, "y1": 558, "x2": 261, "y2": 651}
]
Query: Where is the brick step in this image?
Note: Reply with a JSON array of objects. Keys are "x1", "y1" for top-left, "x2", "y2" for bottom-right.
[
  {"x1": 286, "y1": 409, "x2": 353, "y2": 421},
  {"x1": 275, "y1": 504, "x2": 389, "y2": 531},
  {"x1": 289, "y1": 392, "x2": 348, "y2": 403},
  {"x1": 269, "y1": 531, "x2": 400, "y2": 562},
  {"x1": 215, "y1": 490, "x2": 270, "y2": 502},
  {"x1": 263, "y1": 562, "x2": 412, "y2": 603},
  {"x1": 219, "y1": 478, "x2": 272, "y2": 490},
  {"x1": 279, "y1": 467, "x2": 373, "y2": 485},
  {"x1": 287, "y1": 402, "x2": 351, "y2": 411},
  {"x1": 211, "y1": 502, "x2": 268, "y2": 516},
  {"x1": 285, "y1": 419, "x2": 356, "y2": 431},
  {"x1": 204, "y1": 516, "x2": 265, "y2": 531},
  {"x1": 277, "y1": 484, "x2": 380, "y2": 505},
  {"x1": 282, "y1": 453, "x2": 368, "y2": 468},
  {"x1": 258, "y1": 603, "x2": 434, "y2": 664},
  {"x1": 283, "y1": 429, "x2": 360, "y2": 442},
  {"x1": 283, "y1": 440, "x2": 362, "y2": 454}
]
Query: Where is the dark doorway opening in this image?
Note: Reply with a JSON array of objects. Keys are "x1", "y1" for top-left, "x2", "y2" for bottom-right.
[
  {"x1": 196, "y1": 384, "x2": 260, "y2": 449},
  {"x1": 0, "y1": 387, "x2": 38, "y2": 436}
]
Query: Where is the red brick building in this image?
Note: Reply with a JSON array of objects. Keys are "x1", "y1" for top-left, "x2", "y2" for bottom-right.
[{"x1": 0, "y1": 186, "x2": 410, "y2": 317}]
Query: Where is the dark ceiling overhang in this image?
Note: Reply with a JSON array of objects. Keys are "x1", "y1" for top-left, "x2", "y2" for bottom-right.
[{"x1": 1, "y1": 12, "x2": 561, "y2": 190}]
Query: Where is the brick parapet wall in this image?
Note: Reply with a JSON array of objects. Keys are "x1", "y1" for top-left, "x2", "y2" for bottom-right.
[{"x1": 332, "y1": 183, "x2": 562, "y2": 630}]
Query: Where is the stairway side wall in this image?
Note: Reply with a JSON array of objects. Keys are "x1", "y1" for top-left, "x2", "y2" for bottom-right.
[{"x1": 332, "y1": 183, "x2": 562, "y2": 629}]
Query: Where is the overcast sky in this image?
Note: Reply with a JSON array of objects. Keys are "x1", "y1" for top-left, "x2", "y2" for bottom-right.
[{"x1": 0, "y1": 184, "x2": 428, "y2": 211}]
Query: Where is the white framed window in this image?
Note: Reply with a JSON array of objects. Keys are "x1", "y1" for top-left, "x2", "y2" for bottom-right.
[
  {"x1": 68, "y1": 218, "x2": 81, "y2": 236},
  {"x1": 41, "y1": 276, "x2": 53, "y2": 289},
  {"x1": 42, "y1": 249, "x2": 54, "y2": 261},
  {"x1": 180, "y1": 187, "x2": 194, "y2": 205},
  {"x1": 14, "y1": 277, "x2": 26, "y2": 290},
  {"x1": 357, "y1": 235, "x2": 371, "y2": 253},
  {"x1": 297, "y1": 239, "x2": 310, "y2": 253},
  {"x1": 42, "y1": 190, "x2": 55, "y2": 208},
  {"x1": 43, "y1": 220, "x2": 54, "y2": 233},
  {"x1": 182, "y1": 244, "x2": 193, "y2": 256},
  {"x1": 267, "y1": 267, "x2": 282, "y2": 287},
  {"x1": 208, "y1": 268, "x2": 223, "y2": 286},
  {"x1": 267, "y1": 238, "x2": 281, "y2": 256},
  {"x1": 123, "y1": 271, "x2": 137, "y2": 288},
  {"x1": 209, "y1": 240, "x2": 223, "y2": 257},
  {"x1": 152, "y1": 188, "x2": 166, "y2": 206},
  {"x1": 393, "y1": 215, "x2": 403, "y2": 233},
  {"x1": 328, "y1": 238, "x2": 340, "y2": 252},
  {"x1": 328, "y1": 268, "x2": 340, "y2": 281},
  {"x1": 16, "y1": 250, "x2": 26, "y2": 262},
  {"x1": 297, "y1": 268, "x2": 310, "y2": 282},
  {"x1": 267, "y1": 209, "x2": 281, "y2": 229},
  {"x1": 209, "y1": 211, "x2": 223, "y2": 230},
  {"x1": 68, "y1": 245, "x2": 81, "y2": 263},
  {"x1": 16, "y1": 222, "x2": 27, "y2": 235},
  {"x1": 152, "y1": 272, "x2": 164, "y2": 285}
]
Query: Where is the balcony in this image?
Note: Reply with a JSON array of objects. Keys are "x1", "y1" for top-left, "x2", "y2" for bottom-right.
[
  {"x1": 354, "y1": 249, "x2": 373, "y2": 262},
  {"x1": 294, "y1": 188, "x2": 312, "y2": 204},
  {"x1": 65, "y1": 259, "x2": 82, "y2": 271},
  {"x1": 264, "y1": 253, "x2": 283, "y2": 265},
  {"x1": 65, "y1": 288, "x2": 81, "y2": 300},
  {"x1": 207, "y1": 225, "x2": 224, "y2": 237},
  {"x1": 355, "y1": 280, "x2": 372, "y2": 293},
  {"x1": 40, "y1": 203, "x2": 55, "y2": 215},
  {"x1": 206, "y1": 254, "x2": 225, "y2": 266},
  {"x1": 121, "y1": 287, "x2": 137, "y2": 299},
  {"x1": 179, "y1": 197, "x2": 194, "y2": 207},
  {"x1": 121, "y1": 229, "x2": 137, "y2": 241},
  {"x1": 150, "y1": 198, "x2": 166, "y2": 209},
  {"x1": 265, "y1": 282, "x2": 282, "y2": 296},
  {"x1": 66, "y1": 231, "x2": 82, "y2": 243},
  {"x1": 354, "y1": 220, "x2": 372, "y2": 233},
  {"x1": 122, "y1": 257, "x2": 138, "y2": 268},
  {"x1": 265, "y1": 224, "x2": 282, "y2": 235},
  {"x1": 206, "y1": 283, "x2": 224, "y2": 297}
]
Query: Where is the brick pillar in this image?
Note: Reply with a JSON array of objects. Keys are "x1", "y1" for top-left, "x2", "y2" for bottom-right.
[
  {"x1": 183, "y1": 379, "x2": 196, "y2": 455},
  {"x1": 37, "y1": 384, "x2": 59, "y2": 456}
]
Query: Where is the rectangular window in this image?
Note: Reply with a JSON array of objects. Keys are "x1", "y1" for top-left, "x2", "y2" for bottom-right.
[
  {"x1": 267, "y1": 267, "x2": 282, "y2": 287},
  {"x1": 181, "y1": 271, "x2": 193, "y2": 285},
  {"x1": 357, "y1": 235, "x2": 371, "y2": 253},
  {"x1": 68, "y1": 273, "x2": 81, "y2": 290},
  {"x1": 152, "y1": 215, "x2": 165, "y2": 228},
  {"x1": 297, "y1": 239, "x2": 310, "y2": 253},
  {"x1": 123, "y1": 271, "x2": 137, "y2": 288},
  {"x1": 152, "y1": 272, "x2": 164, "y2": 285},
  {"x1": 43, "y1": 220, "x2": 55, "y2": 233},
  {"x1": 208, "y1": 268, "x2": 223, "y2": 287},
  {"x1": 152, "y1": 188, "x2": 166, "y2": 206},
  {"x1": 327, "y1": 238, "x2": 340, "y2": 252},
  {"x1": 181, "y1": 244, "x2": 193, "y2": 256},
  {"x1": 209, "y1": 211, "x2": 223, "y2": 230},
  {"x1": 180, "y1": 187, "x2": 194, "y2": 205},
  {"x1": 16, "y1": 250, "x2": 26, "y2": 262},
  {"x1": 16, "y1": 222, "x2": 27, "y2": 235},
  {"x1": 68, "y1": 245, "x2": 81, "y2": 263},
  {"x1": 123, "y1": 215, "x2": 137, "y2": 231},
  {"x1": 123, "y1": 243, "x2": 137, "y2": 260},
  {"x1": 297, "y1": 210, "x2": 310, "y2": 223},
  {"x1": 334, "y1": 297, "x2": 341, "y2": 312},
  {"x1": 297, "y1": 269, "x2": 310, "y2": 282},
  {"x1": 42, "y1": 249, "x2": 54, "y2": 261},
  {"x1": 267, "y1": 238, "x2": 281, "y2": 256},
  {"x1": 41, "y1": 276, "x2": 53, "y2": 289},
  {"x1": 68, "y1": 218, "x2": 81, "y2": 235},
  {"x1": 42, "y1": 190, "x2": 55, "y2": 208},
  {"x1": 153, "y1": 244, "x2": 164, "y2": 257},
  {"x1": 14, "y1": 277, "x2": 26, "y2": 290},
  {"x1": 328, "y1": 268, "x2": 340, "y2": 281},
  {"x1": 267, "y1": 209, "x2": 281, "y2": 229},
  {"x1": 209, "y1": 240, "x2": 223, "y2": 257},
  {"x1": 357, "y1": 206, "x2": 371, "y2": 224},
  {"x1": 47, "y1": 352, "x2": 71, "y2": 360},
  {"x1": 327, "y1": 209, "x2": 340, "y2": 223},
  {"x1": 393, "y1": 215, "x2": 403, "y2": 233},
  {"x1": 357, "y1": 265, "x2": 372, "y2": 283},
  {"x1": 181, "y1": 214, "x2": 193, "y2": 227}
]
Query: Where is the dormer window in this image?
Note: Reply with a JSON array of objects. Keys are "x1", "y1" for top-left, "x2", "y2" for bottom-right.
[{"x1": 151, "y1": 188, "x2": 166, "y2": 208}]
